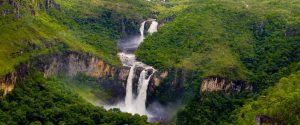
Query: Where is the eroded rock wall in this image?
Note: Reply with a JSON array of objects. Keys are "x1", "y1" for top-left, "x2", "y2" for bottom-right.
[
  {"x1": 0, "y1": 72, "x2": 16, "y2": 95},
  {"x1": 201, "y1": 77, "x2": 252, "y2": 92},
  {"x1": 0, "y1": 51, "x2": 130, "y2": 96}
]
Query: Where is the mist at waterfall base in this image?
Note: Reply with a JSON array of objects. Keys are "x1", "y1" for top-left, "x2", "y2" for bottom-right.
[{"x1": 103, "y1": 20, "x2": 181, "y2": 122}]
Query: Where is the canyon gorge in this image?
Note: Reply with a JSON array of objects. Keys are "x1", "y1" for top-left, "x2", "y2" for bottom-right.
[{"x1": 0, "y1": 0, "x2": 299, "y2": 124}]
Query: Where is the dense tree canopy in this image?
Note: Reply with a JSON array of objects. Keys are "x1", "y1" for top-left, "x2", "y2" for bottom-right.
[{"x1": 0, "y1": 70, "x2": 151, "y2": 125}]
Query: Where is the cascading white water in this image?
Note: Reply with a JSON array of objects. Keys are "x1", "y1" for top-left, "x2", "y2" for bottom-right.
[
  {"x1": 148, "y1": 21, "x2": 158, "y2": 34},
  {"x1": 135, "y1": 69, "x2": 154, "y2": 115},
  {"x1": 125, "y1": 65, "x2": 135, "y2": 112},
  {"x1": 137, "y1": 70, "x2": 146, "y2": 95},
  {"x1": 139, "y1": 21, "x2": 146, "y2": 44},
  {"x1": 122, "y1": 21, "x2": 156, "y2": 115},
  {"x1": 107, "y1": 20, "x2": 158, "y2": 118}
]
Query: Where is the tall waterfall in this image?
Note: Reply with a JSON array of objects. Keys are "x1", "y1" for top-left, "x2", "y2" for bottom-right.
[
  {"x1": 139, "y1": 21, "x2": 146, "y2": 44},
  {"x1": 107, "y1": 20, "x2": 158, "y2": 118},
  {"x1": 125, "y1": 65, "x2": 135, "y2": 112},
  {"x1": 136, "y1": 69, "x2": 154, "y2": 115},
  {"x1": 122, "y1": 21, "x2": 157, "y2": 115}
]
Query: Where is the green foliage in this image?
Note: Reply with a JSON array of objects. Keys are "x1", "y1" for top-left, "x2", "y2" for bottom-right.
[
  {"x1": 176, "y1": 92, "x2": 251, "y2": 125},
  {"x1": 0, "y1": 0, "x2": 155, "y2": 75},
  {"x1": 0, "y1": 70, "x2": 151, "y2": 125},
  {"x1": 148, "y1": 69, "x2": 202, "y2": 105},
  {"x1": 137, "y1": 0, "x2": 300, "y2": 83},
  {"x1": 62, "y1": 73, "x2": 113, "y2": 105},
  {"x1": 234, "y1": 72, "x2": 300, "y2": 124},
  {"x1": 136, "y1": 0, "x2": 300, "y2": 124},
  {"x1": 0, "y1": 0, "x2": 299, "y2": 124},
  {"x1": 137, "y1": 0, "x2": 255, "y2": 81}
]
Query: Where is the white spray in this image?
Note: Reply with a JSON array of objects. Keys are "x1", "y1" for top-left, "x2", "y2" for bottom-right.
[
  {"x1": 135, "y1": 69, "x2": 154, "y2": 115},
  {"x1": 139, "y1": 21, "x2": 146, "y2": 44},
  {"x1": 125, "y1": 65, "x2": 135, "y2": 112},
  {"x1": 148, "y1": 21, "x2": 158, "y2": 34},
  {"x1": 107, "y1": 20, "x2": 158, "y2": 119}
]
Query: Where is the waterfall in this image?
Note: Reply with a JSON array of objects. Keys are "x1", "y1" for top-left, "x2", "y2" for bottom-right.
[
  {"x1": 124, "y1": 67, "x2": 154, "y2": 115},
  {"x1": 139, "y1": 21, "x2": 146, "y2": 44},
  {"x1": 148, "y1": 21, "x2": 158, "y2": 34},
  {"x1": 121, "y1": 20, "x2": 156, "y2": 116},
  {"x1": 109, "y1": 19, "x2": 158, "y2": 118},
  {"x1": 135, "y1": 69, "x2": 154, "y2": 115},
  {"x1": 125, "y1": 65, "x2": 135, "y2": 112},
  {"x1": 137, "y1": 70, "x2": 146, "y2": 94}
]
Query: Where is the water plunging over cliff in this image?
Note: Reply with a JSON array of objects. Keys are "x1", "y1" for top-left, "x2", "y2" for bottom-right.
[
  {"x1": 124, "y1": 64, "x2": 135, "y2": 112},
  {"x1": 107, "y1": 20, "x2": 158, "y2": 117},
  {"x1": 135, "y1": 69, "x2": 154, "y2": 115}
]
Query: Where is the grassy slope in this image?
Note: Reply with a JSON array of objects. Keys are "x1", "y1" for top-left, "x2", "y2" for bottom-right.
[
  {"x1": 137, "y1": 0, "x2": 300, "y2": 83},
  {"x1": 0, "y1": 0, "x2": 155, "y2": 75}
]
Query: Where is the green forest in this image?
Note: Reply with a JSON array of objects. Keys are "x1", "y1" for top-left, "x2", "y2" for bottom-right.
[
  {"x1": 136, "y1": 0, "x2": 300, "y2": 124},
  {"x1": 0, "y1": 0, "x2": 299, "y2": 124},
  {"x1": 0, "y1": 70, "x2": 151, "y2": 125}
]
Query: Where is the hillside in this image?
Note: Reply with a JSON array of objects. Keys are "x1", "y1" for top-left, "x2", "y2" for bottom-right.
[
  {"x1": 0, "y1": 70, "x2": 152, "y2": 124},
  {"x1": 137, "y1": 0, "x2": 300, "y2": 85},
  {"x1": 136, "y1": 0, "x2": 300, "y2": 124},
  {"x1": 0, "y1": 0, "x2": 157, "y2": 124},
  {"x1": 0, "y1": 0, "x2": 155, "y2": 75},
  {"x1": 235, "y1": 70, "x2": 300, "y2": 124},
  {"x1": 0, "y1": 0, "x2": 299, "y2": 124}
]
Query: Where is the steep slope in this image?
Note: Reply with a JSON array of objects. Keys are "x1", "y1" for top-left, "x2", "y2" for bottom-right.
[
  {"x1": 0, "y1": 0, "x2": 299, "y2": 124},
  {"x1": 137, "y1": 0, "x2": 300, "y2": 85},
  {"x1": 234, "y1": 67, "x2": 300, "y2": 124},
  {"x1": 0, "y1": 0, "x2": 159, "y2": 124},
  {"x1": 136, "y1": 0, "x2": 300, "y2": 124},
  {"x1": 0, "y1": 0, "x2": 154, "y2": 75}
]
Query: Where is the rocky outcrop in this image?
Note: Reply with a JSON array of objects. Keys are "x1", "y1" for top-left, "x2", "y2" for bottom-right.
[
  {"x1": 152, "y1": 70, "x2": 168, "y2": 86},
  {"x1": 39, "y1": 52, "x2": 130, "y2": 83},
  {"x1": 0, "y1": 72, "x2": 16, "y2": 96},
  {"x1": 0, "y1": 51, "x2": 130, "y2": 96},
  {"x1": 0, "y1": 63, "x2": 28, "y2": 96},
  {"x1": 37, "y1": 52, "x2": 129, "y2": 81},
  {"x1": 201, "y1": 77, "x2": 252, "y2": 92}
]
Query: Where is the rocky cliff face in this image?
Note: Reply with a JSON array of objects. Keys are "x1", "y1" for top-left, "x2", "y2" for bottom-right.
[
  {"x1": 0, "y1": 72, "x2": 16, "y2": 96},
  {"x1": 37, "y1": 52, "x2": 129, "y2": 81},
  {"x1": 0, "y1": 51, "x2": 252, "y2": 98},
  {"x1": 0, "y1": 51, "x2": 130, "y2": 97},
  {"x1": 152, "y1": 70, "x2": 168, "y2": 87},
  {"x1": 0, "y1": 63, "x2": 28, "y2": 96},
  {"x1": 201, "y1": 77, "x2": 252, "y2": 92}
]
